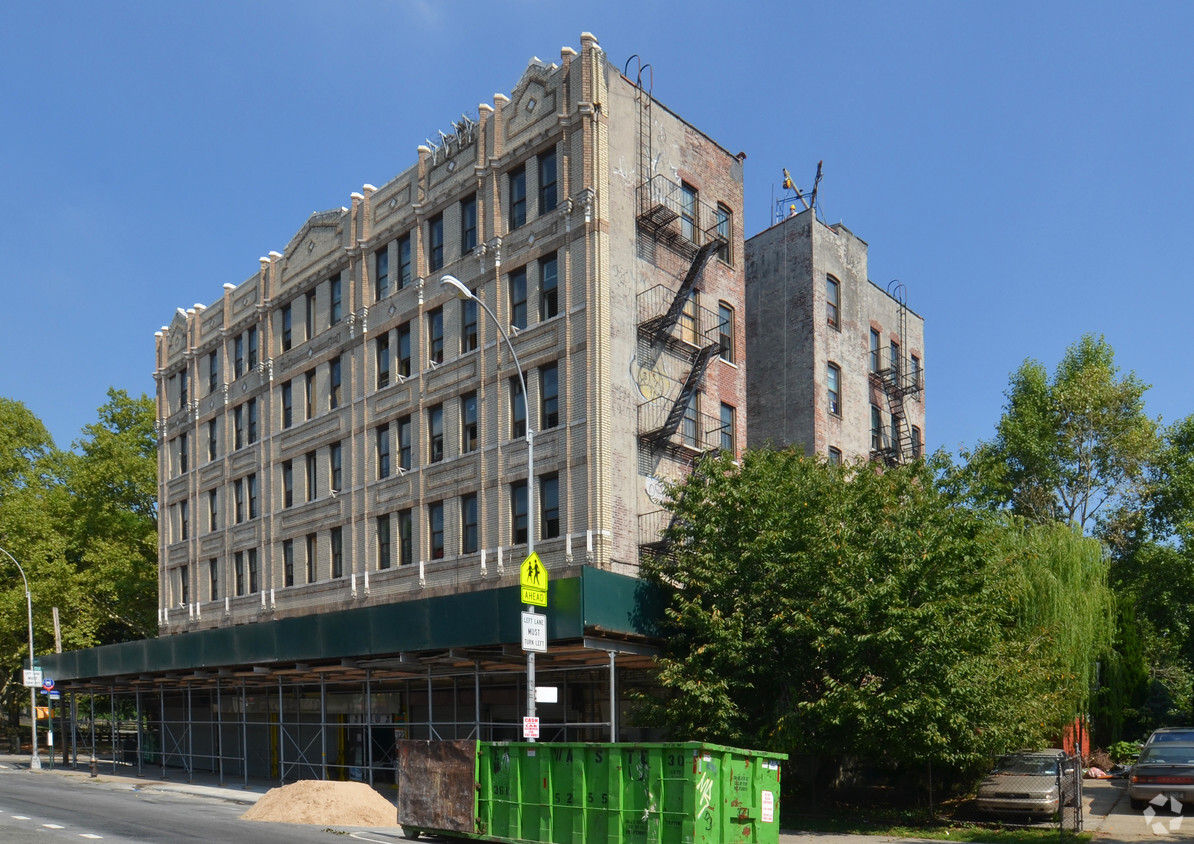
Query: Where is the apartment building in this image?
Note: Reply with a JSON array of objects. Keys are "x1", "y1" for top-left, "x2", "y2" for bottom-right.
[
  {"x1": 43, "y1": 33, "x2": 746, "y2": 780},
  {"x1": 745, "y1": 207, "x2": 925, "y2": 463}
]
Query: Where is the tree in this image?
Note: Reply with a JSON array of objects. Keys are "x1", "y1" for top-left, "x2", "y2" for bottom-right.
[
  {"x1": 960, "y1": 335, "x2": 1157, "y2": 535},
  {"x1": 58, "y1": 389, "x2": 158, "y2": 643},
  {"x1": 640, "y1": 449, "x2": 1112, "y2": 781}
]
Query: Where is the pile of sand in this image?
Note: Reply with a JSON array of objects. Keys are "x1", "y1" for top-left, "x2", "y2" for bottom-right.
[{"x1": 241, "y1": 779, "x2": 399, "y2": 827}]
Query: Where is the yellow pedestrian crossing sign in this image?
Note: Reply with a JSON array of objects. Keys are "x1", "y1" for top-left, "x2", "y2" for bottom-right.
[{"x1": 520, "y1": 552, "x2": 548, "y2": 606}]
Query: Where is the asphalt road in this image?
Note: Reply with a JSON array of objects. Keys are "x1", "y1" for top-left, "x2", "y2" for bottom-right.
[{"x1": 0, "y1": 761, "x2": 405, "y2": 843}]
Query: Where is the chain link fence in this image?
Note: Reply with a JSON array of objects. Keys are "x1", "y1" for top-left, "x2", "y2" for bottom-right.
[{"x1": 975, "y1": 751, "x2": 1083, "y2": 835}]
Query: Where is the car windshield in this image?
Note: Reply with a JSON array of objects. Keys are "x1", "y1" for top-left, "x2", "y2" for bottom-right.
[
  {"x1": 1139, "y1": 747, "x2": 1194, "y2": 765},
  {"x1": 992, "y1": 755, "x2": 1059, "y2": 776}
]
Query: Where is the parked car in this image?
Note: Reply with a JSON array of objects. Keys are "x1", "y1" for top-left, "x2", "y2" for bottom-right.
[
  {"x1": 1128, "y1": 741, "x2": 1194, "y2": 810},
  {"x1": 1144, "y1": 727, "x2": 1194, "y2": 745},
  {"x1": 976, "y1": 750, "x2": 1078, "y2": 818}
]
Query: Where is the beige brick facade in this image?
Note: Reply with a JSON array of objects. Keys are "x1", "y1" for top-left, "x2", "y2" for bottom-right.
[{"x1": 154, "y1": 34, "x2": 747, "y2": 634}]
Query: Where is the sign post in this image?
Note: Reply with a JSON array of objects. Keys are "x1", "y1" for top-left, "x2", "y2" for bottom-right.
[{"x1": 520, "y1": 552, "x2": 548, "y2": 741}]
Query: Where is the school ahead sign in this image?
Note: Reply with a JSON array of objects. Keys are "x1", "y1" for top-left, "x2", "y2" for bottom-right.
[{"x1": 519, "y1": 552, "x2": 547, "y2": 607}]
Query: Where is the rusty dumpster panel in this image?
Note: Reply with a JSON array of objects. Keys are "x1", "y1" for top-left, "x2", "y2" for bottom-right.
[{"x1": 397, "y1": 739, "x2": 478, "y2": 835}]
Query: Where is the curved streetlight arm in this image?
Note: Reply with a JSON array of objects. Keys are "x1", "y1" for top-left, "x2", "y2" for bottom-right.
[
  {"x1": 0, "y1": 543, "x2": 40, "y2": 769},
  {"x1": 440, "y1": 275, "x2": 535, "y2": 555}
]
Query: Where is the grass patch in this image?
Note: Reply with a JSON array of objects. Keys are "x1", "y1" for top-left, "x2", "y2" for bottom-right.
[{"x1": 785, "y1": 814, "x2": 1091, "y2": 843}]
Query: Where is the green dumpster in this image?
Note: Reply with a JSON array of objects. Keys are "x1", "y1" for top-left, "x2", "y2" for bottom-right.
[{"x1": 397, "y1": 739, "x2": 786, "y2": 844}]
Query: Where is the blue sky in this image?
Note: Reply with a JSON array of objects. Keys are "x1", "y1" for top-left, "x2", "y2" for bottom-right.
[{"x1": 2, "y1": 1, "x2": 1191, "y2": 454}]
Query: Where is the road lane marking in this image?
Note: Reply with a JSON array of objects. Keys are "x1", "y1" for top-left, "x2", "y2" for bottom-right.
[
  {"x1": 44, "y1": 823, "x2": 66, "y2": 828},
  {"x1": 12, "y1": 815, "x2": 31, "y2": 819},
  {"x1": 80, "y1": 835, "x2": 103, "y2": 840}
]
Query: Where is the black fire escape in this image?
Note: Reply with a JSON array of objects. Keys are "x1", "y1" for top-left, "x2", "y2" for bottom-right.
[{"x1": 869, "y1": 281, "x2": 923, "y2": 466}]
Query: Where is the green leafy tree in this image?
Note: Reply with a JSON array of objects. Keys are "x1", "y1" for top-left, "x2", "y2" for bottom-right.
[
  {"x1": 640, "y1": 449, "x2": 1111, "y2": 782},
  {"x1": 960, "y1": 334, "x2": 1157, "y2": 535},
  {"x1": 59, "y1": 389, "x2": 158, "y2": 643}
]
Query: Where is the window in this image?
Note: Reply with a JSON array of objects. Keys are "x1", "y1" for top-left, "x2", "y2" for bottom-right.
[
  {"x1": 281, "y1": 303, "x2": 292, "y2": 351},
  {"x1": 377, "y1": 515, "x2": 391, "y2": 570},
  {"x1": 891, "y1": 414, "x2": 903, "y2": 453},
  {"x1": 179, "y1": 500, "x2": 189, "y2": 541},
  {"x1": 681, "y1": 392, "x2": 699, "y2": 447},
  {"x1": 511, "y1": 480, "x2": 528, "y2": 545},
  {"x1": 461, "y1": 392, "x2": 478, "y2": 453},
  {"x1": 540, "y1": 255, "x2": 558, "y2": 320},
  {"x1": 377, "y1": 424, "x2": 391, "y2": 479},
  {"x1": 540, "y1": 362, "x2": 559, "y2": 429},
  {"x1": 911, "y1": 354, "x2": 922, "y2": 394},
  {"x1": 716, "y1": 203, "x2": 732, "y2": 263},
  {"x1": 247, "y1": 397, "x2": 258, "y2": 444},
  {"x1": 912, "y1": 425, "x2": 923, "y2": 459},
  {"x1": 680, "y1": 182, "x2": 698, "y2": 241},
  {"x1": 871, "y1": 405, "x2": 883, "y2": 451},
  {"x1": 208, "y1": 489, "x2": 218, "y2": 531},
  {"x1": 462, "y1": 298, "x2": 478, "y2": 352},
  {"x1": 717, "y1": 302, "x2": 734, "y2": 362},
  {"x1": 398, "y1": 509, "x2": 413, "y2": 567},
  {"x1": 679, "y1": 290, "x2": 698, "y2": 344},
  {"x1": 305, "y1": 450, "x2": 317, "y2": 501},
  {"x1": 826, "y1": 276, "x2": 841, "y2": 329},
  {"x1": 247, "y1": 473, "x2": 258, "y2": 519},
  {"x1": 208, "y1": 351, "x2": 218, "y2": 393},
  {"x1": 281, "y1": 380, "x2": 293, "y2": 429},
  {"x1": 179, "y1": 564, "x2": 189, "y2": 605},
  {"x1": 720, "y1": 402, "x2": 736, "y2": 454},
  {"x1": 538, "y1": 148, "x2": 557, "y2": 214},
  {"x1": 330, "y1": 441, "x2": 342, "y2": 491},
  {"x1": 870, "y1": 329, "x2": 881, "y2": 373},
  {"x1": 375, "y1": 246, "x2": 389, "y2": 301},
  {"x1": 397, "y1": 415, "x2": 412, "y2": 470},
  {"x1": 428, "y1": 404, "x2": 444, "y2": 463},
  {"x1": 427, "y1": 308, "x2": 444, "y2": 364},
  {"x1": 429, "y1": 501, "x2": 445, "y2": 560},
  {"x1": 283, "y1": 539, "x2": 294, "y2": 587},
  {"x1": 248, "y1": 548, "x2": 258, "y2": 593},
  {"x1": 376, "y1": 334, "x2": 390, "y2": 389},
  {"x1": 461, "y1": 493, "x2": 478, "y2": 554},
  {"x1": 178, "y1": 433, "x2": 188, "y2": 475},
  {"x1": 828, "y1": 446, "x2": 843, "y2": 466},
  {"x1": 509, "y1": 164, "x2": 527, "y2": 229},
  {"x1": 329, "y1": 356, "x2": 341, "y2": 409},
  {"x1": 428, "y1": 213, "x2": 444, "y2": 272},
  {"x1": 233, "y1": 404, "x2": 244, "y2": 450},
  {"x1": 461, "y1": 194, "x2": 477, "y2": 253},
  {"x1": 397, "y1": 233, "x2": 412, "y2": 290},
  {"x1": 305, "y1": 290, "x2": 316, "y2": 341},
  {"x1": 208, "y1": 419, "x2": 218, "y2": 461},
  {"x1": 827, "y1": 363, "x2": 841, "y2": 416},
  {"x1": 234, "y1": 551, "x2": 244, "y2": 596},
  {"x1": 209, "y1": 558, "x2": 218, "y2": 600},
  {"x1": 179, "y1": 368, "x2": 189, "y2": 410},
  {"x1": 247, "y1": 326, "x2": 258, "y2": 370},
  {"x1": 233, "y1": 478, "x2": 244, "y2": 524},
  {"x1": 305, "y1": 533, "x2": 316, "y2": 583},
  {"x1": 331, "y1": 527, "x2": 343, "y2": 578},
  {"x1": 540, "y1": 474, "x2": 560, "y2": 539},
  {"x1": 890, "y1": 339, "x2": 900, "y2": 379},
  {"x1": 304, "y1": 370, "x2": 315, "y2": 420},
  {"x1": 509, "y1": 267, "x2": 527, "y2": 330},
  {"x1": 234, "y1": 334, "x2": 244, "y2": 379},
  {"x1": 282, "y1": 460, "x2": 293, "y2": 507},
  {"x1": 510, "y1": 377, "x2": 526, "y2": 439},
  {"x1": 329, "y1": 275, "x2": 342, "y2": 326},
  {"x1": 397, "y1": 322, "x2": 412, "y2": 377}
]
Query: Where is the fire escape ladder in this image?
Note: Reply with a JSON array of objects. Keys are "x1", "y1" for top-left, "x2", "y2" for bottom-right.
[{"x1": 655, "y1": 343, "x2": 718, "y2": 443}]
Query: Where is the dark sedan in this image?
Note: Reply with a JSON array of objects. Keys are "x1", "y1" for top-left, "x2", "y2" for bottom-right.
[{"x1": 1128, "y1": 741, "x2": 1194, "y2": 810}]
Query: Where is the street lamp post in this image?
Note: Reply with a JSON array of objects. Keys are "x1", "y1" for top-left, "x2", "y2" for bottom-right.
[
  {"x1": 440, "y1": 275, "x2": 539, "y2": 734},
  {"x1": 1, "y1": 544, "x2": 40, "y2": 770}
]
